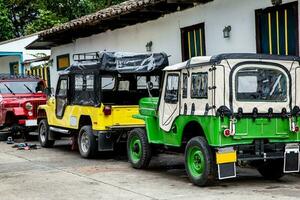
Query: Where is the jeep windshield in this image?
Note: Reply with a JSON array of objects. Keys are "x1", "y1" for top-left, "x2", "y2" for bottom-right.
[
  {"x1": 235, "y1": 67, "x2": 287, "y2": 102},
  {"x1": 0, "y1": 81, "x2": 44, "y2": 94}
]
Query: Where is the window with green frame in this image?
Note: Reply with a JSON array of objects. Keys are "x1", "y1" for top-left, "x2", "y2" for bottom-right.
[
  {"x1": 256, "y1": 2, "x2": 298, "y2": 56},
  {"x1": 181, "y1": 23, "x2": 206, "y2": 61}
]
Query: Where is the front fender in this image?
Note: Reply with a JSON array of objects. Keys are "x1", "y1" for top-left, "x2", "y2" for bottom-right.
[{"x1": 37, "y1": 104, "x2": 49, "y2": 119}]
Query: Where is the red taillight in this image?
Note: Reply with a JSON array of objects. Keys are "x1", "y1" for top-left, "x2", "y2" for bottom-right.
[
  {"x1": 294, "y1": 126, "x2": 299, "y2": 133},
  {"x1": 224, "y1": 129, "x2": 231, "y2": 137},
  {"x1": 103, "y1": 105, "x2": 112, "y2": 116},
  {"x1": 18, "y1": 120, "x2": 25, "y2": 125}
]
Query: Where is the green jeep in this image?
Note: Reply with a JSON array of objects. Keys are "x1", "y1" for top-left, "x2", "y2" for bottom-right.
[{"x1": 127, "y1": 53, "x2": 300, "y2": 186}]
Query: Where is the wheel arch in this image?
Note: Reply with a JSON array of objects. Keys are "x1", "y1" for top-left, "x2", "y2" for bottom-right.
[
  {"x1": 4, "y1": 111, "x2": 16, "y2": 125},
  {"x1": 78, "y1": 115, "x2": 92, "y2": 128},
  {"x1": 181, "y1": 121, "x2": 207, "y2": 147},
  {"x1": 37, "y1": 108, "x2": 47, "y2": 123}
]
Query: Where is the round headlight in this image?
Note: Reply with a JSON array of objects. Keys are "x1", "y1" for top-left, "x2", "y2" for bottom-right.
[{"x1": 25, "y1": 102, "x2": 33, "y2": 111}]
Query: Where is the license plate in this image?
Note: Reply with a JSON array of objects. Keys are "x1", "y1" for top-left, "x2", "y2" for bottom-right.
[
  {"x1": 216, "y1": 148, "x2": 237, "y2": 180},
  {"x1": 216, "y1": 151, "x2": 237, "y2": 164},
  {"x1": 25, "y1": 119, "x2": 37, "y2": 126}
]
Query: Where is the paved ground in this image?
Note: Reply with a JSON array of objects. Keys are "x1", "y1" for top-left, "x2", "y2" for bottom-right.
[{"x1": 0, "y1": 138, "x2": 299, "y2": 200}]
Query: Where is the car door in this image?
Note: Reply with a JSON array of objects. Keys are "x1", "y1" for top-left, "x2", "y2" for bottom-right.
[
  {"x1": 159, "y1": 72, "x2": 180, "y2": 132},
  {"x1": 55, "y1": 76, "x2": 69, "y2": 118}
]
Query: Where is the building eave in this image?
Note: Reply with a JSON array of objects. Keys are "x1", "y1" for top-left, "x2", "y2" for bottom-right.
[{"x1": 26, "y1": 0, "x2": 213, "y2": 50}]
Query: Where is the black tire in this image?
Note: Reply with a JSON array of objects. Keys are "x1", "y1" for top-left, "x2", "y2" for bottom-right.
[
  {"x1": 78, "y1": 125, "x2": 97, "y2": 158},
  {"x1": 185, "y1": 136, "x2": 216, "y2": 186},
  {"x1": 0, "y1": 132, "x2": 11, "y2": 141},
  {"x1": 127, "y1": 128, "x2": 152, "y2": 169},
  {"x1": 255, "y1": 159, "x2": 284, "y2": 180},
  {"x1": 38, "y1": 119, "x2": 55, "y2": 148}
]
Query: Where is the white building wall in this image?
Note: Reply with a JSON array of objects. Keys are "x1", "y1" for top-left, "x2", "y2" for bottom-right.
[
  {"x1": 0, "y1": 56, "x2": 19, "y2": 73},
  {"x1": 0, "y1": 35, "x2": 50, "y2": 60},
  {"x1": 0, "y1": 35, "x2": 51, "y2": 73},
  {"x1": 50, "y1": 0, "x2": 298, "y2": 88}
]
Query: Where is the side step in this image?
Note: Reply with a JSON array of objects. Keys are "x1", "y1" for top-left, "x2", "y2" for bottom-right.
[{"x1": 49, "y1": 127, "x2": 70, "y2": 134}]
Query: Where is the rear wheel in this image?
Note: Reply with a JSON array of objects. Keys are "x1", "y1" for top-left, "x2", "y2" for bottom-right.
[
  {"x1": 255, "y1": 159, "x2": 284, "y2": 180},
  {"x1": 78, "y1": 125, "x2": 97, "y2": 158},
  {"x1": 38, "y1": 119, "x2": 55, "y2": 147},
  {"x1": 185, "y1": 136, "x2": 216, "y2": 186},
  {"x1": 127, "y1": 128, "x2": 152, "y2": 169}
]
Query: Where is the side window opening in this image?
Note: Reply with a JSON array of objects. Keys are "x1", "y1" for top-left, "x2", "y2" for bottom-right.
[
  {"x1": 182, "y1": 73, "x2": 188, "y2": 98},
  {"x1": 86, "y1": 75, "x2": 94, "y2": 91},
  {"x1": 75, "y1": 75, "x2": 84, "y2": 91},
  {"x1": 191, "y1": 72, "x2": 208, "y2": 98},
  {"x1": 72, "y1": 74, "x2": 95, "y2": 105},
  {"x1": 137, "y1": 76, "x2": 160, "y2": 90},
  {"x1": 101, "y1": 76, "x2": 115, "y2": 90},
  {"x1": 57, "y1": 79, "x2": 68, "y2": 97},
  {"x1": 165, "y1": 74, "x2": 179, "y2": 103}
]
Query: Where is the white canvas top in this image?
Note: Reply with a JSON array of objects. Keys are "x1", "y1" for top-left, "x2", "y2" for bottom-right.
[{"x1": 164, "y1": 56, "x2": 212, "y2": 71}]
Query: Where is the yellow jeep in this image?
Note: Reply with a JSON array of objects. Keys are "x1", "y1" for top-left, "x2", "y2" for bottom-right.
[{"x1": 37, "y1": 52, "x2": 168, "y2": 158}]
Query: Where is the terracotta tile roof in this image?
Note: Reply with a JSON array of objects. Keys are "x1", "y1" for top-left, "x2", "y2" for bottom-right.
[
  {"x1": 41, "y1": 0, "x2": 165, "y2": 37},
  {"x1": 27, "y1": 0, "x2": 212, "y2": 49}
]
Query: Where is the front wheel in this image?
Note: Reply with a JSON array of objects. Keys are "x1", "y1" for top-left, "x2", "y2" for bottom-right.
[
  {"x1": 78, "y1": 125, "x2": 97, "y2": 158},
  {"x1": 185, "y1": 136, "x2": 216, "y2": 186},
  {"x1": 38, "y1": 119, "x2": 55, "y2": 148},
  {"x1": 127, "y1": 128, "x2": 152, "y2": 169}
]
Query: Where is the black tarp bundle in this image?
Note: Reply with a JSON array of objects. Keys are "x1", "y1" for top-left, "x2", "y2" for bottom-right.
[{"x1": 67, "y1": 51, "x2": 169, "y2": 73}]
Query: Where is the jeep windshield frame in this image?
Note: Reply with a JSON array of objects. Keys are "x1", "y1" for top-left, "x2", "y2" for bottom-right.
[{"x1": 0, "y1": 81, "x2": 44, "y2": 94}]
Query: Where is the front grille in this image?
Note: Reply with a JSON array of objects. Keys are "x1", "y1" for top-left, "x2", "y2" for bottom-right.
[{"x1": 31, "y1": 100, "x2": 46, "y2": 117}]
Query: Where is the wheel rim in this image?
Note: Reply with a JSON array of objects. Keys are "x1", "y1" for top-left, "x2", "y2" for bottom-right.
[
  {"x1": 80, "y1": 131, "x2": 90, "y2": 153},
  {"x1": 129, "y1": 135, "x2": 142, "y2": 163},
  {"x1": 39, "y1": 123, "x2": 46, "y2": 143},
  {"x1": 187, "y1": 146, "x2": 205, "y2": 178}
]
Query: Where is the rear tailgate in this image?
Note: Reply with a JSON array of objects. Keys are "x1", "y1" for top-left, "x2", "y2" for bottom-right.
[{"x1": 110, "y1": 105, "x2": 144, "y2": 127}]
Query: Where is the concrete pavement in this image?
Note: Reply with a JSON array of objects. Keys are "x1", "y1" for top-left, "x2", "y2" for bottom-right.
[{"x1": 0, "y1": 140, "x2": 299, "y2": 200}]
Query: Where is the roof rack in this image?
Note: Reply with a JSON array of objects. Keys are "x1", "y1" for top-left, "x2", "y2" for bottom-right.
[
  {"x1": 73, "y1": 52, "x2": 100, "y2": 62},
  {"x1": 0, "y1": 74, "x2": 40, "y2": 80}
]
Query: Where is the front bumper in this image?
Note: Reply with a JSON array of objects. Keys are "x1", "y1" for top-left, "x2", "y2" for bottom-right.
[
  {"x1": 18, "y1": 119, "x2": 37, "y2": 127},
  {"x1": 25, "y1": 119, "x2": 37, "y2": 126}
]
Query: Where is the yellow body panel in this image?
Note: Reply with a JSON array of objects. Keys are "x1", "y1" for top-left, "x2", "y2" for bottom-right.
[
  {"x1": 216, "y1": 151, "x2": 237, "y2": 164},
  {"x1": 39, "y1": 97, "x2": 144, "y2": 131}
]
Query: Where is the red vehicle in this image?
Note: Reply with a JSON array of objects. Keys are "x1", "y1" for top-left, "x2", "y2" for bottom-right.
[{"x1": 0, "y1": 75, "x2": 47, "y2": 137}]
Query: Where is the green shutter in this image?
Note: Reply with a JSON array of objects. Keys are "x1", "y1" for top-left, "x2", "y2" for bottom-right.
[
  {"x1": 182, "y1": 23, "x2": 206, "y2": 61},
  {"x1": 256, "y1": 2, "x2": 298, "y2": 56}
]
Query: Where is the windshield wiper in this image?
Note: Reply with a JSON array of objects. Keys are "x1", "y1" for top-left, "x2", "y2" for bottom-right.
[
  {"x1": 4, "y1": 84, "x2": 15, "y2": 95},
  {"x1": 24, "y1": 84, "x2": 34, "y2": 94}
]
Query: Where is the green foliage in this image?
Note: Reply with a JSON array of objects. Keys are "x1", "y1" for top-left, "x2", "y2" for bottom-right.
[
  {"x1": 24, "y1": 9, "x2": 66, "y2": 35},
  {"x1": 5, "y1": 0, "x2": 40, "y2": 37},
  {"x1": 0, "y1": 0, "x2": 127, "y2": 41},
  {"x1": 0, "y1": 0, "x2": 14, "y2": 41}
]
